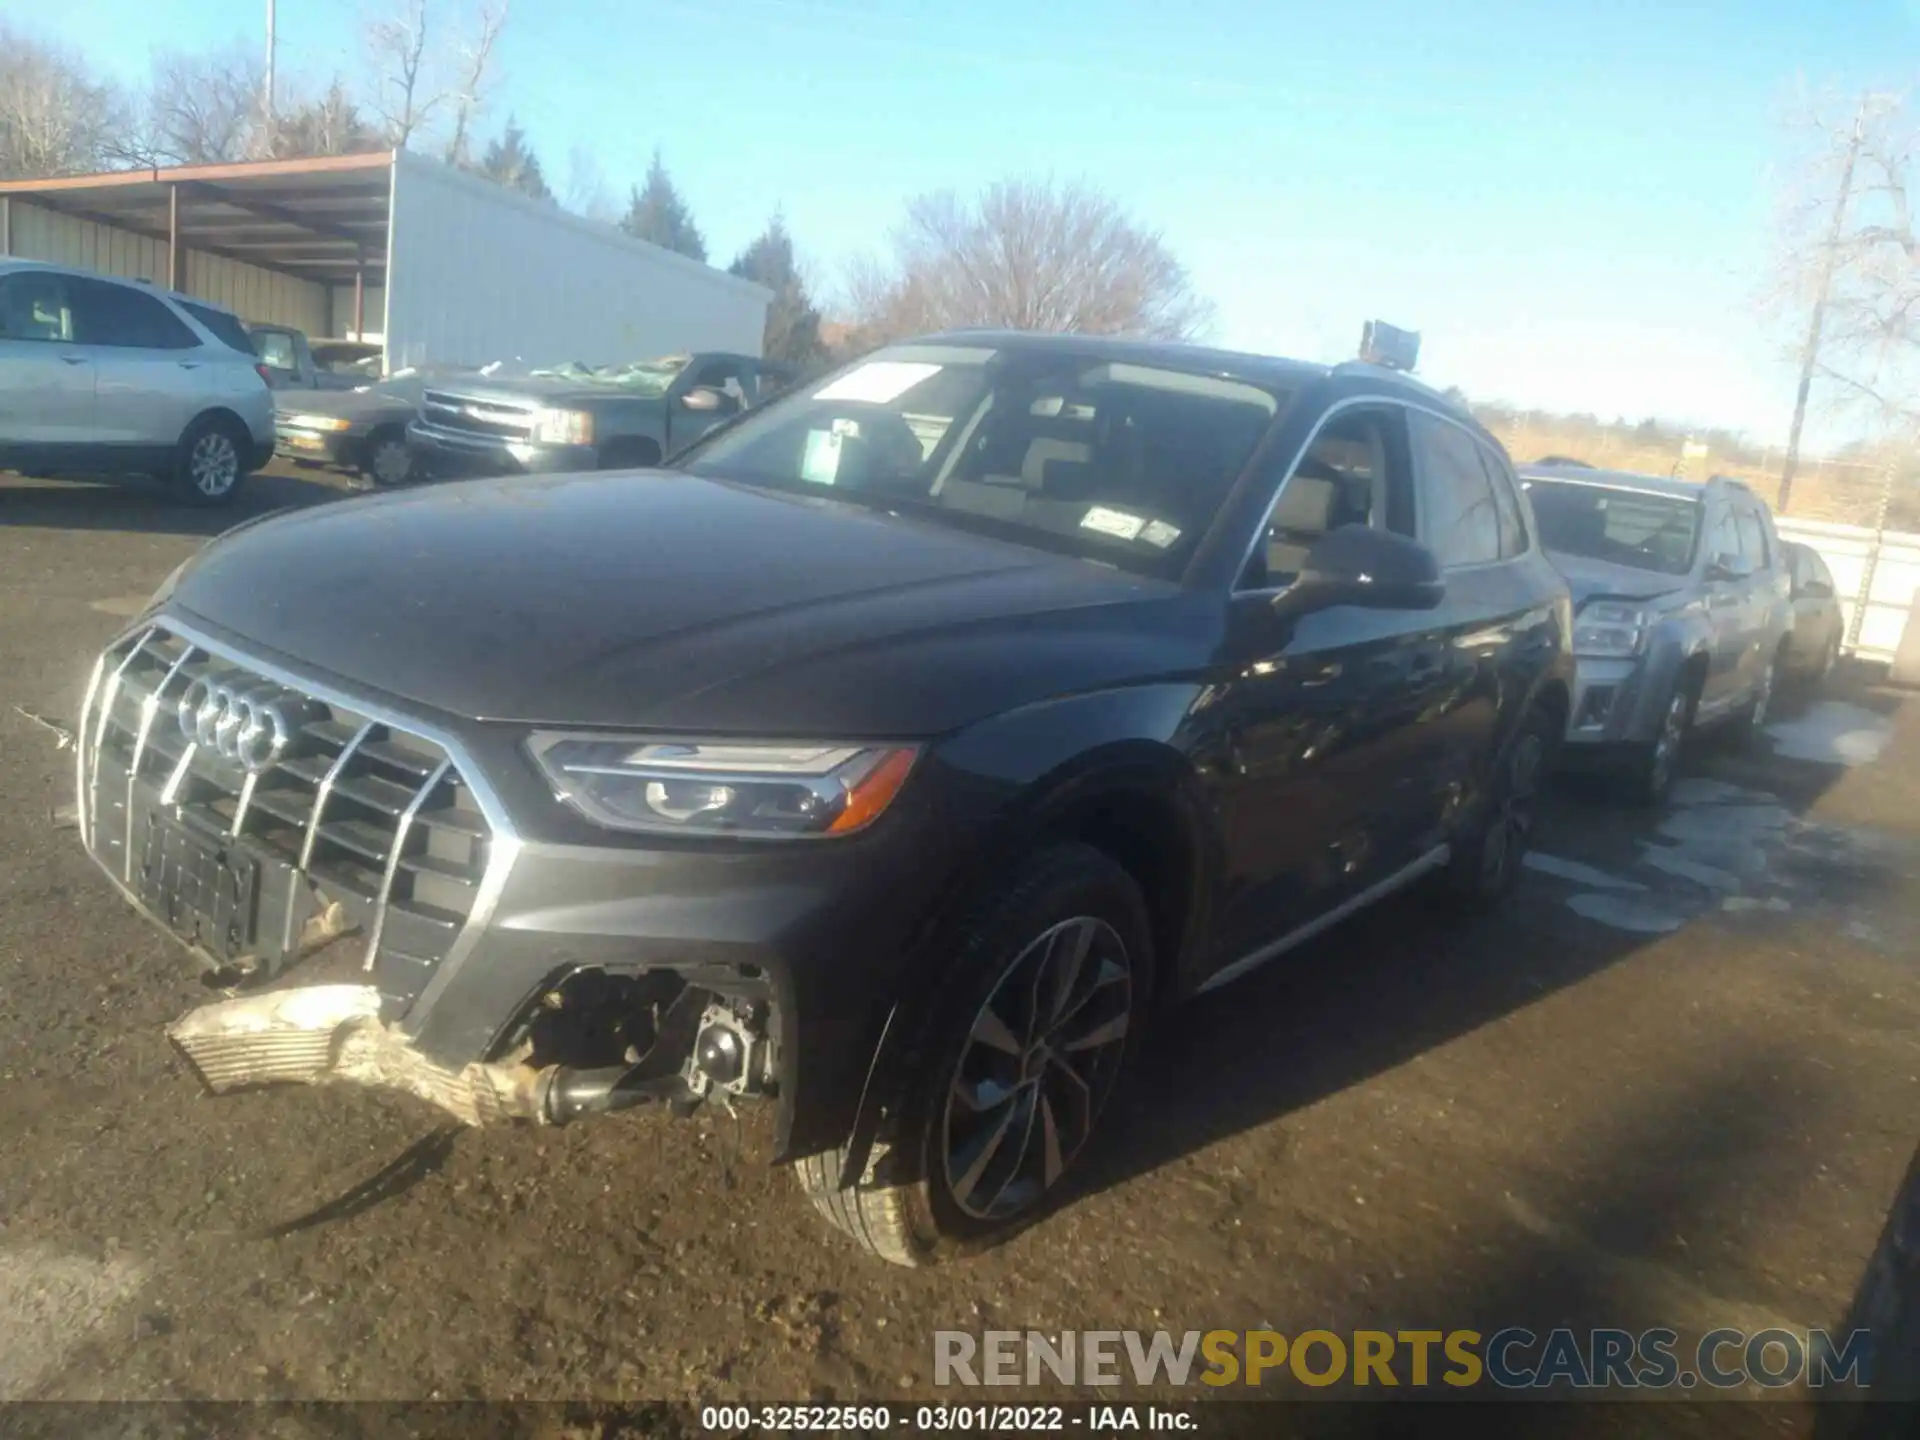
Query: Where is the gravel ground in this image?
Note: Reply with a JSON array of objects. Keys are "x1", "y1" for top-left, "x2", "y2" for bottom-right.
[{"x1": 1, "y1": 465, "x2": 1917, "y2": 1437}]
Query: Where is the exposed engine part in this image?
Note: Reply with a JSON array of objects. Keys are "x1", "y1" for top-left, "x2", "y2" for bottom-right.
[
  {"x1": 166, "y1": 970, "x2": 777, "y2": 1130},
  {"x1": 539, "y1": 1065, "x2": 694, "y2": 1123},
  {"x1": 519, "y1": 967, "x2": 689, "y2": 1072},
  {"x1": 685, "y1": 999, "x2": 773, "y2": 1100}
]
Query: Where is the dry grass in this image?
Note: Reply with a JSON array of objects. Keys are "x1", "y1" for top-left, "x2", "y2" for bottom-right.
[{"x1": 1489, "y1": 421, "x2": 1908, "y2": 529}]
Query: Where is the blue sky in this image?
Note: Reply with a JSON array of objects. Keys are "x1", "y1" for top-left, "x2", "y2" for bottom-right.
[{"x1": 16, "y1": 0, "x2": 1920, "y2": 446}]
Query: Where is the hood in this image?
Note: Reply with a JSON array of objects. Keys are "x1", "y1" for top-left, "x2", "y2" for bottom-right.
[
  {"x1": 1544, "y1": 549, "x2": 1688, "y2": 608},
  {"x1": 168, "y1": 472, "x2": 1189, "y2": 734},
  {"x1": 425, "y1": 375, "x2": 673, "y2": 408}
]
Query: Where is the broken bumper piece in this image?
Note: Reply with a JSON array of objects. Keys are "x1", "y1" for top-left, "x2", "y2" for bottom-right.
[{"x1": 166, "y1": 984, "x2": 546, "y2": 1127}]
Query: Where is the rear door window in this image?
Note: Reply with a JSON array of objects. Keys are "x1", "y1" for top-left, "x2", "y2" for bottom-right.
[
  {"x1": 1409, "y1": 410, "x2": 1502, "y2": 567},
  {"x1": 183, "y1": 302, "x2": 259, "y2": 355},
  {"x1": 1810, "y1": 549, "x2": 1836, "y2": 591},
  {"x1": 1476, "y1": 440, "x2": 1529, "y2": 558},
  {"x1": 68, "y1": 276, "x2": 198, "y2": 349},
  {"x1": 1734, "y1": 507, "x2": 1769, "y2": 570}
]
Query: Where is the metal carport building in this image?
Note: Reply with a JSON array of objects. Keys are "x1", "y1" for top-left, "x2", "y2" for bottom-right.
[{"x1": 0, "y1": 149, "x2": 769, "y2": 369}]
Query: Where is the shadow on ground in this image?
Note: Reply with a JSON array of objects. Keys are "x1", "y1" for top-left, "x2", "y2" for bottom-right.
[
  {"x1": 1077, "y1": 671, "x2": 1886, "y2": 1208},
  {"x1": 0, "y1": 469, "x2": 349, "y2": 538}
]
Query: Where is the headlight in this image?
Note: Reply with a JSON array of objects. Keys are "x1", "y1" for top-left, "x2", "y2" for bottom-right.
[
  {"x1": 282, "y1": 413, "x2": 352, "y2": 432},
  {"x1": 527, "y1": 735, "x2": 918, "y2": 838},
  {"x1": 530, "y1": 408, "x2": 594, "y2": 445},
  {"x1": 1573, "y1": 600, "x2": 1652, "y2": 658}
]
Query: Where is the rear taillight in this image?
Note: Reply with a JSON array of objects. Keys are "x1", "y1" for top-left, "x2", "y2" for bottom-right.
[{"x1": 255, "y1": 364, "x2": 274, "y2": 388}]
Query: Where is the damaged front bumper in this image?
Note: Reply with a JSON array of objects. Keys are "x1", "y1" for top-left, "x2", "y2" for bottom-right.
[
  {"x1": 167, "y1": 984, "x2": 548, "y2": 1125},
  {"x1": 165, "y1": 983, "x2": 696, "y2": 1128}
]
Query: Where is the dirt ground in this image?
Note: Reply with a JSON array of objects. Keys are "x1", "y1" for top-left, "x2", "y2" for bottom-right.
[{"x1": 1, "y1": 465, "x2": 1917, "y2": 1436}]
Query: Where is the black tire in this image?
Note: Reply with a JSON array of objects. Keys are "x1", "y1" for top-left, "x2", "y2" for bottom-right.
[
  {"x1": 794, "y1": 842, "x2": 1153, "y2": 1266},
  {"x1": 1441, "y1": 700, "x2": 1556, "y2": 910},
  {"x1": 172, "y1": 414, "x2": 248, "y2": 506},
  {"x1": 1818, "y1": 632, "x2": 1841, "y2": 688},
  {"x1": 361, "y1": 429, "x2": 415, "y2": 488},
  {"x1": 1726, "y1": 645, "x2": 1783, "y2": 748}
]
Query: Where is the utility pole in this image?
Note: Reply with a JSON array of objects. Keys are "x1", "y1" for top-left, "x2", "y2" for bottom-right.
[
  {"x1": 1779, "y1": 98, "x2": 1868, "y2": 515},
  {"x1": 264, "y1": 0, "x2": 278, "y2": 129}
]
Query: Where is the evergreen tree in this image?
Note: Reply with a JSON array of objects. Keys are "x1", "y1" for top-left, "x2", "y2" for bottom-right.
[
  {"x1": 619, "y1": 148, "x2": 707, "y2": 261},
  {"x1": 478, "y1": 116, "x2": 551, "y2": 202},
  {"x1": 728, "y1": 212, "x2": 826, "y2": 372}
]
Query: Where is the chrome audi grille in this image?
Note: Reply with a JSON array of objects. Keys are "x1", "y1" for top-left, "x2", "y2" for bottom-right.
[
  {"x1": 79, "y1": 625, "x2": 492, "y2": 988},
  {"x1": 420, "y1": 390, "x2": 536, "y2": 441}
]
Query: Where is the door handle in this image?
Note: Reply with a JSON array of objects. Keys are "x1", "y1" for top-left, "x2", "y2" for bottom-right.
[{"x1": 59, "y1": 356, "x2": 88, "y2": 366}]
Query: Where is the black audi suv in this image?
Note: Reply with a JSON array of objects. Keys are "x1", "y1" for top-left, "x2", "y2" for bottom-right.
[{"x1": 74, "y1": 331, "x2": 1572, "y2": 1264}]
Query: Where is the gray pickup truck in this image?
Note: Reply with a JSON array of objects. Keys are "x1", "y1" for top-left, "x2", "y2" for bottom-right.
[
  {"x1": 406, "y1": 352, "x2": 790, "y2": 477},
  {"x1": 249, "y1": 324, "x2": 383, "y2": 392}
]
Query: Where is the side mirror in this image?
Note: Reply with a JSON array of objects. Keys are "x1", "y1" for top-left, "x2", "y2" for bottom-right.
[
  {"x1": 1799, "y1": 578, "x2": 1833, "y2": 600},
  {"x1": 1706, "y1": 552, "x2": 1753, "y2": 583},
  {"x1": 1273, "y1": 525, "x2": 1445, "y2": 619},
  {"x1": 681, "y1": 387, "x2": 724, "y2": 412}
]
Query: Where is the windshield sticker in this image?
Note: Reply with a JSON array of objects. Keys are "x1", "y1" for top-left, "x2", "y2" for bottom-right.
[
  {"x1": 1081, "y1": 506, "x2": 1147, "y2": 541},
  {"x1": 813, "y1": 362, "x2": 942, "y2": 405},
  {"x1": 801, "y1": 429, "x2": 844, "y2": 485},
  {"x1": 1140, "y1": 519, "x2": 1183, "y2": 548}
]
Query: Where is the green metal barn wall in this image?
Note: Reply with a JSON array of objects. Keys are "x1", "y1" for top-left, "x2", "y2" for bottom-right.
[{"x1": 10, "y1": 200, "x2": 328, "y2": 334}]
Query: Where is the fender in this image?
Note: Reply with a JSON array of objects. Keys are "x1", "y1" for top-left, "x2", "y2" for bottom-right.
[{"x1": 832, "y1": 683, "x2": 1221, "y2": 1189}]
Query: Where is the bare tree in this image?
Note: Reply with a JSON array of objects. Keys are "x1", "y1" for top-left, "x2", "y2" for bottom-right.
[
  {"x1": 141, "y1": 45, "x2": 268, "y2": 165},
  {"x1": 364, "y1": 0, "x2": 438, "y2": 149},
  {"x1": 850, "y1": 176, "x2": 1213, "y2": 345},
  {"x1": 561, "y1": 143, "x2": 618, "y2": 223},
  {"x1": 0, "y1": 21, "x2": 136, "y2": 177},
  {"x1": 442, "y1": 2, "x2": 506, "y2": 167},
  {"x1": 1774, "y1": 94, "x2": 1920, "y2": 443},
  {"x1": 266, "y1": 78, "x2": 382, "y2": 159},
  {"x1": 362, "y1": 0, "x2": 507, "y2": 156}
]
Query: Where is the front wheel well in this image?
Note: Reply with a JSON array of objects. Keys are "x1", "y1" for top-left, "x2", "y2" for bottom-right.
[
  {"x1": 183, "y1": 407, "x2": 251, "y2": 444},
  {"x1": 1532, "y1": 677, "x2": 1570, "y2": 733},
  {"x1": 598, "y1": 436, "x2": 663, "y2": 469},
  {"x1": 1680, "y1": 649, "x2": 1710, "y2": 702},
  {"x1": 1039, "y1": 786, "x2": 1197, "y2": 1003}
]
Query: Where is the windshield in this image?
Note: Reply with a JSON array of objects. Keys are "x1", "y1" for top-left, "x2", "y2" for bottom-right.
[
  {"x1": 529, "y1": 356, "x2": 690, "y2": 393},
  {"x1": 1524, "y1": 478, "x2": 1701, "y2": 576},
  {"x1": 674, "y1": 344, "x2": 1286, "y2": 578}
]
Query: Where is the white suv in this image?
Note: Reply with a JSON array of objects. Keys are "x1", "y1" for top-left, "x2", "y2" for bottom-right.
[{"x1": 0, "y1": 260, "x2": 276, "y2": 506}]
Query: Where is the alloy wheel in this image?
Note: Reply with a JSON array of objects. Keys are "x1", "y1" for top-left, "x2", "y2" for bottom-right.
[
  {"x1": 370, "y1": 439, "x2": 412, "y2": 486},
  {"x1": 1482, "y1": 730, "x2": 1544, "y2": 888},
  {"x1": 941, "y1": 916, "x2": 1132, "y2": 1222},
  {"x1": 1649, "y1": 688, "x2": 1688, "y2": 795},
  {"x1": 190, "y1": 433, "x2": 239, "y2": 497},
  {"x1": 1751, "y1": 658, "x2": 1775, "y2": 728}
]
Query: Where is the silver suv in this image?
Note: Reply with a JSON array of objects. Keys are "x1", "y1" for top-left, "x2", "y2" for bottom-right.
[
  {"x1": 1519, "y1": 466, "x2": 1793, "y2": 803},
  {"x1": 0, "y1": 260, "x2": 275, "y2": 505}
]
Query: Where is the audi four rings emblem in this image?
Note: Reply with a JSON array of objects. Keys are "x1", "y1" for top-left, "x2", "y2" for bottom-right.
[{"x1": 176, "y1": 675, "x2": 305, "y2": 774}]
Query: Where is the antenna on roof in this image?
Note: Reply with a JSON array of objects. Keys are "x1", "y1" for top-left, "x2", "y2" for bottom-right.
[{"x1": 1359, "y1": 320, "x2": 1420, "y2": 372}]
